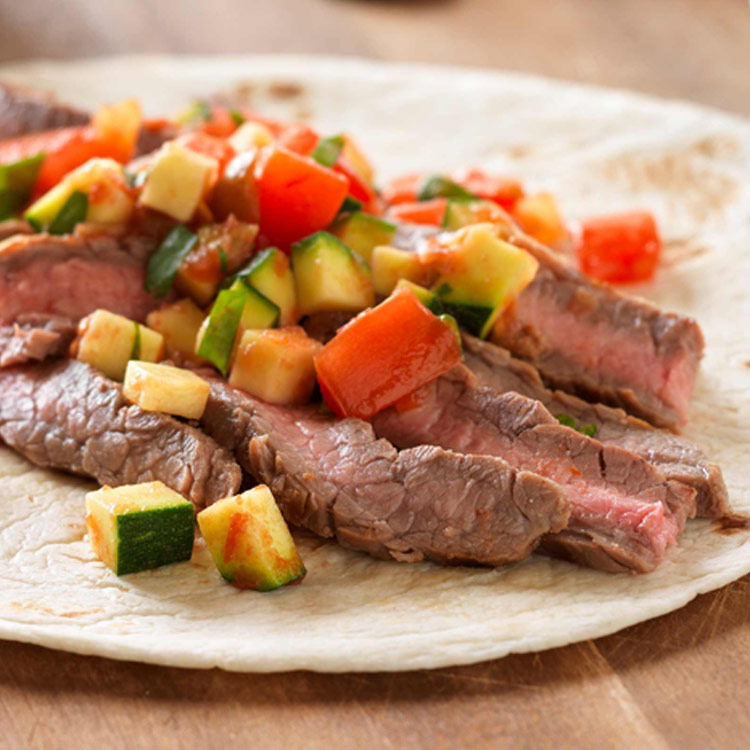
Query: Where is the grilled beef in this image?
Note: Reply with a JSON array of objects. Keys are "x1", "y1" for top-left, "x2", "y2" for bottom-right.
[
  {"x1": 200, "y1": 380, "x2": 570, "y2": 566},
  {"x1": 493, "y1": 231, "x2": 704, "y2": 429},
  {"x1": 0, "y1": 219, "x2": 32, "y2": 242},
  {"x1": 0, "y1": 313, "x2": 77, "y2": 368},
  {"x1": 461, "y1": 333, "x2": 729, "y2": 519},
  {"x1": 0, "y1": 359, "x2": 241, "y2": 508},
  {"x1": 0, "y1": 82, "x2": 89, "y2": 138},
  {"x1": 0, "y1": 231, "x2": 161, "y2": 325},
  {"x1": 371, "y1": 366, "x2": 697, "y2": 573}
]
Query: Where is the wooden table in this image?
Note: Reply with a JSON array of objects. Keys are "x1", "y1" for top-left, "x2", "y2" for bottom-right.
[{"x1": 2, "y1": 2, "x2": 750, "y2": 747}]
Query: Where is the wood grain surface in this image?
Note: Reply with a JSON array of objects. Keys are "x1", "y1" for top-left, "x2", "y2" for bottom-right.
[{"x1": 2, "y1": 1, "x2": 750, "y2": 748}]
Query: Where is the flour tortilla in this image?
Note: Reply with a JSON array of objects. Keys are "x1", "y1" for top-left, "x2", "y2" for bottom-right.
[{"x1": 0, "y1": 55, "x2": 748, "y2": 672}]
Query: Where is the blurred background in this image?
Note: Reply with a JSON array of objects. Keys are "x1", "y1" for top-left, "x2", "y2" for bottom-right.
[{"x1": 1, "y1": 0, "x2": 749, "y2": 116}]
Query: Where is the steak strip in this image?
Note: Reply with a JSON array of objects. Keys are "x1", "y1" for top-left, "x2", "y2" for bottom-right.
[
  {"x1": 461, "y1": 332, "x2": 729, "y2": 519},
  {"x1": 0, "y1": 313, "x2": 77, "y2": 368},
  {"x1": 0, "y1": 230, "x2": 162, "y2": 325},
  {"x1": 493, "y1": 230, "x2": 704, "y2": 429},
  {"x1": 0, "y1": 81, "x2": 89, "y2": 138},
  {"x1": 200, "y1": 380, "x2": 570, "y2": 567},
  {"x1": 0, "y1": 359, "x2": 241, "y2": 509},
  {"x1": 371, "y1": 366, "x2": 697, "y2": 573}
]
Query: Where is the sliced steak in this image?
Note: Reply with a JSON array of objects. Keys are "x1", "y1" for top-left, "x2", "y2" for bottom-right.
[
  {"x1": 0, "y1": 219, "x2": 32, "y2": 242},
  {"x1": 0, "y1": 313, "x2": 77, "y2": 368},
  {"x1": 492, "y1": 231, "x2": 704, "y2": 429},
  {"x1": 461, "y1": 333, "x2": 729, "y2": 519},
  {"x1": 0, "y1": 359, "x2": 241, "y2": 508},
  {"x1": 0, "y1": 82, "x2": 89, "y2": 138},
  {"x1": 200, "y1": 381, "x2": 570, "y2": 566},
  {"x1": 134, "y1": 120, "x2": 179, "y2": 157},
  {"x1": 0, "y1": 231, "x2": 161, "y2": 324},
  {"x1": 371, "y1": 366, "x2": 697, "y2": 573}
]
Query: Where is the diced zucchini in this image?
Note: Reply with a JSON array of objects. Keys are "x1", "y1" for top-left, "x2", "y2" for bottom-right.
[
  {"x1": 228, "y1": 121, "x2": 274, "y2": 152},
  {"x1": 233, "y1": 280, "x2": 279, "y2": 333},
  {"x1": 196, "y1": 485, "x2": 306, "y2": 591},
  {"x1": 140, "y1": 142, "x2": 218, "y2": 222},
  {"x1": 341, "y1": 135, "x2": 374, "y2": 186},
  {"x1": 85, "y1": 481, "x2": 194, "y2": 576},
  {"x1": 394, "y1": 279, "x2": 443, "y2": 315},
  {"x1": 25, "y1": 158, "x2": 134, "y2": 230},
  {"x1": 75, "y1": 309, "x2": 163, "y2": 381},
  {"x1": 146, "y1": 298, "x2": 207, "y2": 360},
  {"x1": 234, "y1": 247, "x2": 297, "y2": 325},
  {"x1": 442, "y1": 198, "x2": 511, "y2": 231},
  {"x1": 292, "y1": 231, "x2": 374, "y2": 316},
  {"x1": 123, "y1": 361, "x2": 210, "y2": 419},
  {"x1": 331, "y1": 212, "x2": 396, "y2": 263},
  {"x1": 371, "y1": 245, "x2": 427, "y2": 296},
  {"x1": 229, "y1": 327, "x2": 320, "y2": 406},
  {"x1": 0, "y1": 154, "x2": 44, "y2": 222},
  {"x1": 428, "y1": 224, "x2": 539, "y2": 338}
]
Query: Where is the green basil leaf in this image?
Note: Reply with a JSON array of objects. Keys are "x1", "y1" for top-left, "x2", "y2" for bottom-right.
[
  {"x1": 130, "y1": 322, "x2": 142, "y2": 360},
  {"x1": 555, "y1": 413, "x2": 577, "y2": 429},
  {"x1": 0, "y1": 153, "x2": 45, "y2": 221},
  {"x1": 218, "y1": 246, "x2": 228, "y2": 274},
  {"x1": 418, "y1": 176, "x2": 475, "y2": 202},
  {"x1": 197, "y1": 286, "x2": 249, "y2": 375},
  {"x1": 579, "y1": 422, "x2": 598, "y2": 438},
  {"x1": 312, "y1": 134, "x2": 345, "y2": 168},
  {"x1": 229, "y1": 109, "x2": 244, "y2": 126},
  {"x1": 145, "y1": 225, "x2": 198, "y2": 298},
  {"x1": 48, "y1": 190, "x2": 88, "y2": 235}
]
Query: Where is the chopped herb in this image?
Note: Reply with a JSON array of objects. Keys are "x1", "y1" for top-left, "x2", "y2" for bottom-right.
[
  {"x1": 145, "y1": 225, "x2": 198, "y2": 298},
  {"x1": 123, "y1": 169, "x2": 137, "y2": 189},
  {"x1": 197, "y1": 286, "x2": 249, "y2": 375},
  {"x1": 417, "y1": 176, "x2": 475, "y2": 202},
  {"x1": 555, "y1": 413, "x2": 599, "y2": 437},
  {"x1": 337, "y1": 195, "x2": 363, "y2": 216},
  {"x1": 0, "y1": 153, "x2": 45, "y2": 221},
  {"x1": 49, "y1": 190, "x2": 88, "y2": 235},
  {"x1": 229, "y1": 109, "x2": 244, "y2": 126},
  {"x1": 436, "y1": 282, "x2": 453, "y2": 297},
  {"x1": 218, "y1": 246, "x2": 228, "y2": 274},
  {"x1": 312, "y1": 134, "x2": 345, "y2": 168},
  {"x1": 123, "y1": 169, "x2": 148, "y2": 189},
  {"x1": 130, "y1": 322, "x2": 142, "y2": 360},
  {"x1": 579, "y1": 422, "x2": 598, "y2": 438}
]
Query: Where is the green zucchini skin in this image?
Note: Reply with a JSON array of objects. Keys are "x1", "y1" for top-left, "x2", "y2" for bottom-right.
[{"x1": 114, "y1": 505, "x2": 195, "y2": 576}]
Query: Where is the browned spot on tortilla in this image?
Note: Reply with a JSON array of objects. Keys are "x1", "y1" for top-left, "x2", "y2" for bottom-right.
[
  {"x1": 9, "y1": 601, "x2": 104, "y2": 617},
  {"x1": 294, "y1": 105, "x2": 313, "y2": 122},
  {"x1": 598, "y1": 150, "x2": 738, "y2": 222},
  {"x1": 744, "y1": 360, "x2": 750, "y2": 369},
  {"x1": 692, "y1": 134, "x2": 740, "y2": 159},
  {"x1": 714, "y1": 514, "x2": 750, "y2": 534},
  {"x1": 506, "y1": 144, "x2": 534, "y2": 159},
  {"x1": 268, "y1": 81, "x2": 305, "y2": 99}
]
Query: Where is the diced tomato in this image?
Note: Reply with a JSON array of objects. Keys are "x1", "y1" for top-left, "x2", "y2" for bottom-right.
[
  {"x1": 451, "y1": 168, "x2": 524, "y2": 211},
  {"x1": 199, "y1": 107, "x2": 239, "y2": 138},
  {"x1": 314, "y1": 287, "x2": 462, "y2": 420},
  {"x1": 178, "y1": 132, "x2": 236, "y2": 173},
  {"x1": 255, "y1": 146, "x2": 349, "y2": 251},
  {"x1": 0, "y1": 126, "x2": 129, "y2": 198},
  {"x1": 576, "y1": 211, "x2": 661, "y2": 284},
  {"x1": 382, "y1": 173, "x2": 421, "y2": 205},
  {"x1": 388, "y1": 198, "x2": 447, "y2": 226},
  {"x1": 277, "y1": 123, "x2": 319, "y2": 156},
  {"x1": 335, "y1": 156, "x2": 382, "y2": 213}
]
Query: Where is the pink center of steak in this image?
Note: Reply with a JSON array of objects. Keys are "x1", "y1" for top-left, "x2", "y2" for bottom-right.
[{"x1": 372, "y1": 367, "x2": 695, "y2": 569}]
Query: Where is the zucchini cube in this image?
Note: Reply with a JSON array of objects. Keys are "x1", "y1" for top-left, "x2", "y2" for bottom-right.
[
  {"x1": 123, "y1": 361, "x2": 210, "y2": 419},
  {"x1": 85, "y1": 481, "x2": 194, "y2": 576},
  {"x1": 292, "y1": 231, "x2": 374, "y2": 316},
  {"x1": 371, "y1": 245, "x2": 429, "y2": 296},
  {"x1": 228, "y1": 327, "x2": 320, "y2": 406},
  {"x1": 197, "y1": 485, "x2": 306, "y2": 591},
  {"x1": 146, "y1": 298, "x2": 207, "y2": 361},
  {"x1": 75, "y1": 309, "x2": 164, "y2": 381},
  {"x1": 331, "y1": 212, "x2": 396, "y2": 263},
  {"x1": 140, "y1": 142, "x2": 218, "y2": 222}
]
